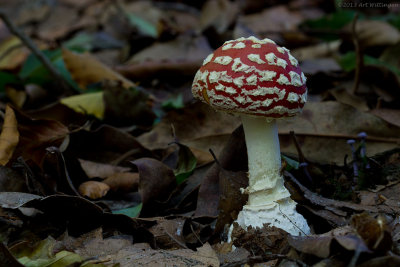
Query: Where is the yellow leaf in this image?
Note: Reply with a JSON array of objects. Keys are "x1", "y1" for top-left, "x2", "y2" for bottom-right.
[
  {"x1": 60, "y1": 91, "x2": 105, "y2": 119},
  {"x1": 0, "y1": 36, "x2": 29, "y2": 70},
  {"x1": 6, "y1": 86, "x2": 27, "y2": 108},
  {"x1": 62, "y1": 48, "x2": 135, "y2": 89},
  {"x1": 0, "y1": 105, "x2": 19, "y2": 165}
]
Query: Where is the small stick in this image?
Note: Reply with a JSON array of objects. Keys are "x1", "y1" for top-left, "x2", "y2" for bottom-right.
[
  {"x1": 351, "y1": 13, "x2": 363, "y2": 94},
  {"x1": 0, "y1": 10, "x2": 74, "y2": 94},
  {"x1": 279, "y1": 131, "x2": 400, "y2": 144},
  {"x1": 290, "y1": 131, "x2": 306, "y2": 163}
]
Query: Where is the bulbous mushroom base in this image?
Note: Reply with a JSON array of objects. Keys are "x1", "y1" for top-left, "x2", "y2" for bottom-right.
[{"x1": 235, "y1": 196, "x2": 310, "y2": 236}]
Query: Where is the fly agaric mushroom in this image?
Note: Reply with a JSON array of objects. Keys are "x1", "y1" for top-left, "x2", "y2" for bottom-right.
[{"x1": 192, "y1": 36, "x2": 310, "y2": 235}]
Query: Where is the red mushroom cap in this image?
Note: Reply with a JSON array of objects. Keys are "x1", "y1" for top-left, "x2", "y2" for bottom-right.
[{"x1": 192, "y1": 36, "x2": 307, "y2": 118}]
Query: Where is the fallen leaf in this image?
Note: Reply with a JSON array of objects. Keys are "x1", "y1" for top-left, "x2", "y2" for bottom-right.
[
  {"x1": 78, "y1": 159, "x2": 130, "y2": 179},
  {"x1": 300, "y1": 58, "x2": 342, "y2": 75},
  {"x1": 199, "y1": 0, "x2": 239, "y2": 34},
  {"x1": 163, "y1": 143, "x2": 198, "y2": 185},
  {"x1": 5, "y1": 87, "x2": 26, "y2": 108},
  {"x1": 60, "y1": 91, "x2": 105, "y2": 119},
  {"x1": 344, "y1": 20, "x2": 400, "y2": 48},
  {"x1": 62, "y1": 48, "x2": 135, "y2": 89},
  {"x1": 0, "y1": 192, "x2": 41, "y2": 209},
  {"x1": 133, "y1": 158, "x2": 176, "y2": 204},
  {"x1": 195, "y1": 125, "x2": 248, "y2": 218},
  {"x1": 167, "y1": 163, "x2": 212, "y2": 212},
  {"x1": 112, "y1": 242, "x2": 219, "y2": 266},
  {"x1": 113, "y1": 203, "x2": 142, "y2": 218},
  {"x1": 291, "y1": 40, "x2": 341, "y2": 61},
  {"x1": 119, "y1": 35, "x2": 213, "y2": 80},
  {"x1": 370, "y1": 108, "x2": 400, "y2": 128},
  {"x1": 149, "y1": 218, "x2": 187, "y2": 249},
  {"x1": 357, "y1": 255, "x2": 400, "y2": 267},
  {"x1": 215, "y1": 245, "x2": 250, "y2": 267},
  {"x1": 16, "y1": 117, "x2": 69, "y2": 168},
  {"x1": 215, "y1": 166, "x2": 248, "y2": 234},
  {"x1": 238, "y1": 5, "x2": 303, "y2": 42},
  {"x1": 137, "y1": 101, "x2": 240, "y2": 152},
  {"x1": 78, "y1": 181, "x2": 110, "y2": 200},
  {"x1": 66, "y1": 125, "x2": 152, "y2": 164},
  {"x1": 26, "y1": 102, "x2": 87, "y2": 127},
  {"x1": 0, "y1": 166, "x2": 28, "y2": 192},
  {"x1": 12, "y1": 236, "x2": 82, "y2": 267},
  {"x1": 325, "y1": 87, "x2": 369, "y2": 112},
  {"x1": 103, "y1": 81, "x2": 156, "y2": 126},
  {"x1": 288, "y1": 226, "x2": 371, "y2": 258},
  {"x1": 0, "y1": 36, "x2": 29, "y2": 70},
  {"x1": 0, "y1": 105, "x2": 19, "y2": 165},
  {"x1": 0, "y1": 243, "x2": 24, "y2": 267},
  {"x1": 286, "y1": 172, "x2": 400, "y2": 227},
  {"x1": 37, "y1": 5, "x2": 81, "y2": 41},
  {"x1": 351, "y1": 213, "x2": 392, "y2": 253},
  {"x1": 103, "y1": 172, "x2": 139, "y2": 193},
  {"x1": 278, "y1": 101, "x2": 400, "y2": 164}
]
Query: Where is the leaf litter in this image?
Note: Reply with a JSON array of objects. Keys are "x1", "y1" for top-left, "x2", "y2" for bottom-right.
[{"x1": 0, "y1": 0, "x2": 400, "y2": 266}]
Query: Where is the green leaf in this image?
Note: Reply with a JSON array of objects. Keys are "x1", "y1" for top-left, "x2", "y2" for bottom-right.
[
  {"x1": 63, "y1": 33, "x2": 93, "y2": 51},
  {"x1": 282, "y1": 155, "x2": 299, "y2": 171},
  {"x1": 64, "y1": 32, "x2": 123, "y2": 51},
  {"x1": 338, "y1": 51, "x2": 400, "y2": 76},
  {"x1": 60, "y1": 91, "x2": 105, "y2": 119},
  {"x1": 0, "y1": 71, "x2": 20, "y2": 92},
  {"x1": 112, "y1": 203, "x2": 142, "y2": 218},
  {"x1": 302, "y1": 10, "x2": 356, "y2": 40},
  {"x1": 125, "y1": 13, "x2": 158, "y2": 38},
  {"x1": 18, "y1": 250, "x2": 82, "y2": 267},
  {"x1": 19, "y1": 49, "x2": 80, "y2": 91},
  {"x1": 162, "y1": 94, "x2": 184, "y2": 110},
  {"x1": 173, "y1": 143, "x2": 197, "y2": 184}
]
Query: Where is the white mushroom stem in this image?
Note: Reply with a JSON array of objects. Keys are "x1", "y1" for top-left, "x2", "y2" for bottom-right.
[{"x1": 235, "y1": 115, "x2": 310, "y2": 236}]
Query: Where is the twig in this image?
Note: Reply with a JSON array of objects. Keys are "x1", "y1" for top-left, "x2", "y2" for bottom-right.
[
  {"x1": 351, "y1": 13, "x2": 363, "y2": 94},
  {"x1": 0, "y1": 10, "x2": 74, "y2": 94},
  {"x1": 290, "y1": 131, "x2": 306, "y2": 162},
  {"x1": 189, "y1": 222, "x2": 203, "y2": 245},
  {"x1": 275, "y1": 201, "x2": 309, "y2": 236},
  {"x1": 279, "y1": 131, "x2": 400, "y2": 144}
]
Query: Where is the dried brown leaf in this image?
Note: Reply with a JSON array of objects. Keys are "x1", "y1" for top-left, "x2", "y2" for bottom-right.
[
  {"x1": 78, "y1": 159, "x2": 130, "y2": 179},
  {"x1": 112, "y1": 242, "x2": 219, "y2": 266},
  {"x1": 62, "y1": 49, "x2": 135, "y2": 89},
  {"x1": 351, "y1": 213, "x2": 392, "y2": 253},
  {"x1": 344, "y1": 20, "x2": 400, "y2": 48},
  {"x1": 137, "y1": 102, "x2": 240, "y2": 152},
  {"x1": 370, "y1": 108, "x2": 400, "y2": 128},
  {"x1": 78, "y1": 181, "x2": 110, "y2": 200},
  {"x1": 326, "y1": 88, "x2": 369, "y2": 112},
  {"x1": 195, "y1": 125, "x2": 247, "y2": 218},
  {"x1": 288, "y1": 226, "x2": 371, "y2": 258},
  {"x1": 103, "y1": 172, "x2": 139, "y2": 193},
  {"x1": 278, "y1": 101, "x2": 400, "y2": 164},
  {"x1": 148, "y1": 218, "x2": 186, "y2": 249},
  {"x1": 133, "y1": 158, "x2": 176, "y2": 204},
  {"x1": 0, "y1": 105, "x2": 19, "y2": 166},
  {"x1": 14, "y1": 109, "x2": 69, "y2": 166},
  {"x1": 199, "y1": 0, "x2": 239, "y2": 33}
]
